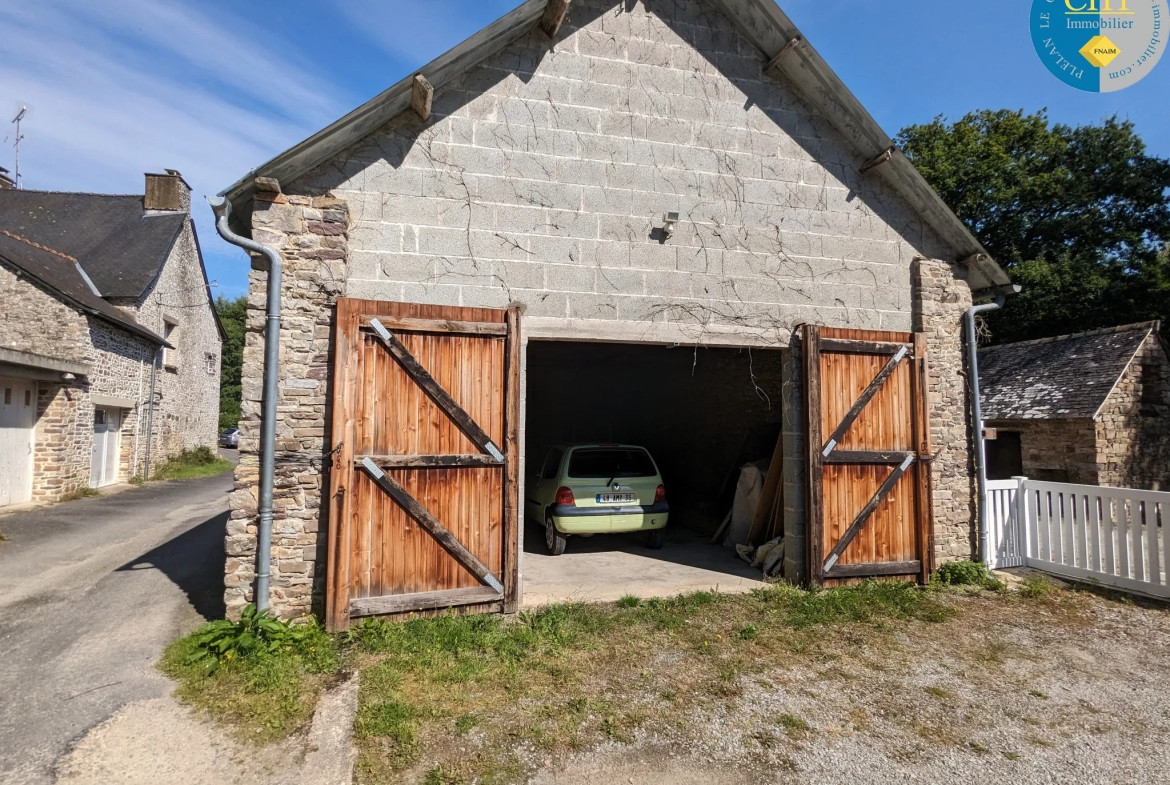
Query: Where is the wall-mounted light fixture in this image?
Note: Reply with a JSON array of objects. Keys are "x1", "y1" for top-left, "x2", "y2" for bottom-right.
[{"x1": 662, "y1": 211, "x2": 680, "y2": 239}]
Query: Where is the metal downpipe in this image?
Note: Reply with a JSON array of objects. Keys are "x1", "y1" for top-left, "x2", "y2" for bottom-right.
[
  {"x1": 966, "y1": 295, "x2": 1006, "y2": 568},
  {"x1": 208, "y1": 196, "x2": 281, "y2": 612}
]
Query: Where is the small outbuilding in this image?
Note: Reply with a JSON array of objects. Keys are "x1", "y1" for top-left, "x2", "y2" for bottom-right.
[
  {"x1": 215, "y1": 0, "x2": 1017, "y2": 626},
  {"x1": 980, "y1": 322, "x2": 1170, "y2": 490}
]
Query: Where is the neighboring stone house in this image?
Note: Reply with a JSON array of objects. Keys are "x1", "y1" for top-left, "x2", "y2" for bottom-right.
[
  {"x1": 215, "y1": 0, "x2": 1014, "y2": 619},
  {"x1": 0, "y1": 172, "x2": 223, "y2": 505},
  {"x1": 980, "y1": 322, "x2": 1170, "y2": 490}
]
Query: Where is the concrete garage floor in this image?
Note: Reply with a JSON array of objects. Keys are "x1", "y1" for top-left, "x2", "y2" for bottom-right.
[{"x1": 521, "y1": 521, "x2": 767, "y2": 608}]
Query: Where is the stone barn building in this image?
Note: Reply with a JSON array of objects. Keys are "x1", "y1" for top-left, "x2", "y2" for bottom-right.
[
  {"x1": 981, "y1": 322, "x2": 1170, "y2": 490},
  {"x1": 0, "y1": 172, "x2": 224, "y2": 505},
  {"x1": 216, "y1": 0, "x2": 1015, "y2": 623}
]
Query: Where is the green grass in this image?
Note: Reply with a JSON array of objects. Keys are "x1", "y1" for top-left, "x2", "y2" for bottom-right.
[
  {"x1": 753, "y1": 581, "x2": 955, "y2": 628},
  {"x1": 340, "y1": 582, "x2": 952, "y2": 783},
  {"x1": 166, "y1": 581, "x2": 963, "y2": 783},
  {"x1": 153, "y1": 446, "x2": 233, "y2": 481}
]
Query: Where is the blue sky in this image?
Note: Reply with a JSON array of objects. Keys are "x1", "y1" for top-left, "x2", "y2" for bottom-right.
[{"x1": 2, "y1": 0, "x2": 1166, "y2": 299}]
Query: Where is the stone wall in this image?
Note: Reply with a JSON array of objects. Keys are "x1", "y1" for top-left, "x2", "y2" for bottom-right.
[
  {"x1": 88, "y1": 321, "x2": 156, "y2": 482},
  {"x1": 224, "y1": 194, "x2": 349, "y2": 619},
  {"x1": 984, "y1": 418, "x2": 1099, "y2": 485},
  {"x1": 134, "y1": 220, "x2": 222, "y2": 459},
  {"x1": 912, "y1": 258, "x2": 975, "y2": 564},
  {"x1": 0, "y1": 261, "x2": 90, "y2": 362},
  {"x1": 1096, "y1": 332, "x2": 1170, "y2": 490},
  {"x1": 0, "y1": 250, "x2": 164, "y2": 500}
]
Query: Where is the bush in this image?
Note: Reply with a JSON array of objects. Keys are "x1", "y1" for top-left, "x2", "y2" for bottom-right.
[{"x1": 934, "y1": 560, "x2": 990, "y2": 587}]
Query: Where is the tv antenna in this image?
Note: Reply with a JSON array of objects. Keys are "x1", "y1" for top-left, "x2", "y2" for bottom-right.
[{"x1": 11, "y1": 106, "x2": 26, "y2": 190}]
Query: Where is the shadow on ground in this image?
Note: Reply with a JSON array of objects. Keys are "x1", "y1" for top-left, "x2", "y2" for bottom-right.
[{"x1": 116, "y1": 511, "x2": 228, "y2": 622}]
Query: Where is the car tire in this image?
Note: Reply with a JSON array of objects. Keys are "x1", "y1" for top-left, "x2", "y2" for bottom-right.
[
  {"x1": 643, "y1": 528, "x2": 666, "y2": 550},
  {"x1": 545, "y1": 513, "x2": 567, "y2": 556}
]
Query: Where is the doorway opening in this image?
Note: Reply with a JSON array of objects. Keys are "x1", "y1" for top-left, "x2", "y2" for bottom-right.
[{"x1": 522, "y1": 340, "x2": 786, "y2": 606}]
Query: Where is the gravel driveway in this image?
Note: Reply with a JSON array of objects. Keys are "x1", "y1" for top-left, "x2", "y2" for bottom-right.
[{"x1": 541, "y1": 584, "x2": 1170, "y2": 784}]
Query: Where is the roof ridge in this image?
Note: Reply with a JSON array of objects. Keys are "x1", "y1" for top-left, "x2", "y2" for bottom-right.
[
  {"x1": 980, "y1": 321, "x2": 1157, "y2": 352},
  {"x1": 0, "y1": 189, "x2": 142, "y2": 198},
  {"x1": 0, "y1": 229, "x2": 79, "y2": 262}
]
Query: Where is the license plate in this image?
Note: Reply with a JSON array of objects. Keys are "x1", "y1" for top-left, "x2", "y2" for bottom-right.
[{"x1": 597, "y1": 493, "x2": 636, "y2": 504}]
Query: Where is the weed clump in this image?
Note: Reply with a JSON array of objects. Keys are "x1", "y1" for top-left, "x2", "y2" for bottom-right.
[
  {"x1": 154, "y1": 446, "x2": 232, "y2": 481},
  {"x1": 934, "y1": 560, "x2": 990, "y2": 587},
  {"x1": 1020, "y1": 576, "x2": 1055, "y2": 598},
  {"x1": 161, "y1": 605, "x2": 337, "y2": 743},
  {"x1": 59, "y1": 486, "x2": 101, "y2": 502}
]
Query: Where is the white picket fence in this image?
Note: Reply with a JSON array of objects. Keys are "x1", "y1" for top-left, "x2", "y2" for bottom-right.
[{"x1": 985, "y1": 477, "x2": 1170, "y2": 599}]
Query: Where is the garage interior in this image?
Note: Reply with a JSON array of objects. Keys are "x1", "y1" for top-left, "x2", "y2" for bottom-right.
[{"x1": 522, "y1": 340, "x2": 787, "y2": 605}]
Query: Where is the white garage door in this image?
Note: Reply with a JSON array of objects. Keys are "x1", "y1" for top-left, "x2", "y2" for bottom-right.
[
  {"x1": 90, "y1": 407, "x2": 123, "y2": 488},
  {"x1": 0, "y1": 377, "x2": 35, "y2": 507}
]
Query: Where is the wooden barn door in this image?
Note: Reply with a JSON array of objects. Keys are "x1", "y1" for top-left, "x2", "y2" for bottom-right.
[
  {"x1": 327, "y1": 298, "x2": 521, "y2": 630},
  {"x1": 804, "y1": 325, "x2": 933, "y2": 586}
]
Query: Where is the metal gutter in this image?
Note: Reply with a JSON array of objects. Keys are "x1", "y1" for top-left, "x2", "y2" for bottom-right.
[
  {"x1": 208, "y1": 195, "x2": 282, "y2": 613},
  {"x1": 966, "y1": 293, "x2": 1013, "y2": 568}
]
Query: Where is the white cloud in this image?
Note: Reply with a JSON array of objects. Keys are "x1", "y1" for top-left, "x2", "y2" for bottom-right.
[{"x1": 0, "y1": 0, "x2": 353, "y2": 297}]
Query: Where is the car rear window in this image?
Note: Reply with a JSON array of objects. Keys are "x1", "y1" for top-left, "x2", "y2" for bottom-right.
[{"x1": 567, "y1": 449, "x2": 656, "y2": 479}]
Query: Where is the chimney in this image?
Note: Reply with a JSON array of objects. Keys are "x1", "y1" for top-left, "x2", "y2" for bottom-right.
[{"x1": 144, "y1": 169, "x2": 191, "y2": 212}]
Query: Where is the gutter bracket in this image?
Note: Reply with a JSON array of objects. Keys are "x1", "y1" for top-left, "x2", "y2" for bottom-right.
[
  {"x1": 540, "y1": 0, "x2": 570, "y2": 38},
  {"x1": 765, "y1": 34, "x2": 804, "y2": 73},
  {"x1": 859, "y1": 146, "x2": 895, "y2": 175},
  {"x1": 411, "y1": 74, "x2": 434, "y2": 122}
]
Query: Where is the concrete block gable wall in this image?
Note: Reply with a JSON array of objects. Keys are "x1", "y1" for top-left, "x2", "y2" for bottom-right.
[
  {"x1": 298, "y1": 0, "x2": 954, "y2": 345},
  {"x1": 227, "y1": 0, "x2": 976, "y2": 617}
]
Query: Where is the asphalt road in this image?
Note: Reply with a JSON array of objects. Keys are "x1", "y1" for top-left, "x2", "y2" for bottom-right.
[{"x1": 0, "y1": 466, "x2": 233, "y2": 785}]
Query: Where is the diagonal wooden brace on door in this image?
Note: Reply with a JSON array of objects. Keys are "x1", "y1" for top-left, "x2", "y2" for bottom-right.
[
  {"x1": 367, "y1": 317, "x2": 505, "y2": 462},
  {"x1": 359, "y1": 457, "x2": 504, "y2": 594},
  {"x1": 821, "y1": 345, "x2": 908, "y2": 458},
  {"x1": 823, "y1": 454, "x2": 916, "y2": 573}
]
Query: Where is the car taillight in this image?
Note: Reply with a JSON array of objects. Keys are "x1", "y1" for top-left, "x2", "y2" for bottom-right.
[
  {"x1": 555, "y1": 486, "x2": 576, "y2": 506},
  {"x1": 654, "y1": 484, "x2": 666, "y2": 503}
]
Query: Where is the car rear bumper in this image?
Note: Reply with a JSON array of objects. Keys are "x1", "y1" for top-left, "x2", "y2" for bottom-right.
[{"x1": 551, "y1": 502, "x2": 669, "y2": 534}]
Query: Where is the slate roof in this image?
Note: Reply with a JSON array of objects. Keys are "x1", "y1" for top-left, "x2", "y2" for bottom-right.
[
  {"x1": 0, "y1": 190, "x2": 186, "y2": 299},
  {"x1": 978, "y1": 323, "x2": 1157, "y2": 420},
  {"x1": 0, "y1": 230, "x2": 166, "y2": 345}
]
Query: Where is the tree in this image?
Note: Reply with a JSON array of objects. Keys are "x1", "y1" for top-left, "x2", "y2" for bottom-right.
[
  {"x1": 897, "y1": 110, "x2": 1170, "y2": 343},
  {"x1": 215, "y1": 295, "x2": 247, "y2": 430}
]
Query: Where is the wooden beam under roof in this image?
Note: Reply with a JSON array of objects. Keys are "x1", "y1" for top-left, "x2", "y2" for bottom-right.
[{"x1": 540, "y1": 0, "x2": 571, "y2": 38}]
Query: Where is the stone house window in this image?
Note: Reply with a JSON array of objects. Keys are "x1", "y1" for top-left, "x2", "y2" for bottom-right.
[
  {"x1": 162, "y1": 318, "x2": 179, "y2": 369},
  {"x1": 205, "y1": 353, "x2": 217, "y2": 375}
]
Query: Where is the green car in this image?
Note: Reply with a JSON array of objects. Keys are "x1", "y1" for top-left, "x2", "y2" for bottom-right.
[{"x1": 526, "y1": 443, "x2": 669, "y2": 555}]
